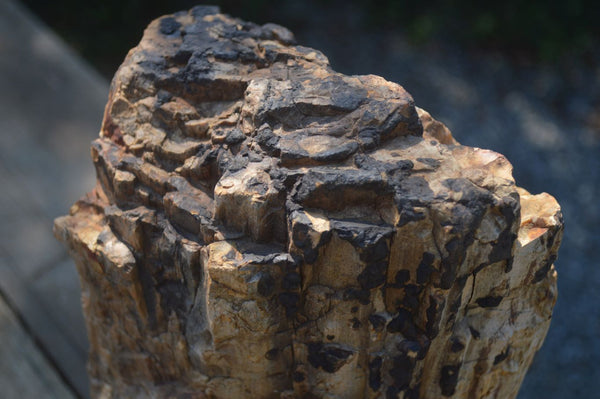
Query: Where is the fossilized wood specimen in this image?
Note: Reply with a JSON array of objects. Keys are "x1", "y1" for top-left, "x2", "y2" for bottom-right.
[{"x1": 54, "y1": 6, "x2": 563, "y2": 399}]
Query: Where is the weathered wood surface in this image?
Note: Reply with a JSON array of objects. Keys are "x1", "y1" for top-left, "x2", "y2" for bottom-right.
[
  {"x1": 0, "y1": 294, "x2": 76, "y2": 399},
  {"x1": 0, "y1": 0, "x2": 108, "y2": 397},
  {"x1": 55, "y1": 6, "x2": 563, "y2": 399}
]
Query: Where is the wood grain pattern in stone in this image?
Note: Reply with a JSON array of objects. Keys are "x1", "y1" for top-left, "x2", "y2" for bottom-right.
[{"x1": 55, "y1": 6, "x2": 563, "y2": 398}]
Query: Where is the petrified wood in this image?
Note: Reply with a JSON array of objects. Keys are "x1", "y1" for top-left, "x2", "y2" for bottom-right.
[{"x1": 54, "y1": 6, "x2": 563, "y2": 399}]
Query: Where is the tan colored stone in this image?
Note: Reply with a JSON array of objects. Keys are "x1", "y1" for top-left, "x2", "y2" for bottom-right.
[{"x1": 55, "y1": 6, "x2": 563, "y2": 398}]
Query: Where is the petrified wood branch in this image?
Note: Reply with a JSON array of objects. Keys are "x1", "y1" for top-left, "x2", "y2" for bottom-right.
[{"x1": 54, "y1": 6, "x2": 563, "y2": 399}]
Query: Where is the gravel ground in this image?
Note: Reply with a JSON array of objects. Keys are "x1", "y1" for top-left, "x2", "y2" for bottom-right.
[{"x1": 277, "y1": 3, "x2": 600, "y2": 398}]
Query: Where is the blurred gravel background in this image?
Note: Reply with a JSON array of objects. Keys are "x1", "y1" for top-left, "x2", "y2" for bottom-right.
[{"x1": 19, "y1": 1, "x2": 600, "y2": 397}]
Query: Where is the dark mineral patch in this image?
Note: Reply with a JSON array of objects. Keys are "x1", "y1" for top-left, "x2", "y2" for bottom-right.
[
  {"x1": 159, "y1": 17, "x2": 181, "y2": 35},
  {"x1": 265, "y1": 348, "x2": 279, "y2": 360},
  {"x1": 282, "y1": 272, "x2": 301, "y2": 291},
  {"x1": 307, "y1": 343, "x2": 354, "y2": 373},
  {"x1": 368, "y1": 356, "x2": 383, "y2": 391},
  {"x1": 494, "y1": 347, "x2": 510, "y2": 365},
  {"x1": 387, "y1": 309, "x2": 421, "y2": 340},
  {"x1": 389, "y1": 353, "x2": 415, "y2": 390},
  {"x1": 440, "y1": 365, "x2": 460, "y2": 396},
  {"x1": 278, "y1": 292, "x2": 300, "y2": 317},
  {"x1": 357, "y1": 261, "x2": 388, "y2": 290},
  {"x1": 257, "y1": 272, "x2": 275, "y2": 297},
  {"x1": 450, "y1": 337, "x2": 465, "y2": 353},
  {"x1": 292, "y1": 371, "x2": 305, "y2": 382},
  {"x1": 476, "y1": 295, "x2": 503, "y2": 308},
  {"x1": 394, "y1": 269, "x2": 411, "y2": 285},
  {"x1": 533, "y1": 255, "x2": 557, "y2": 284},
  {"x1": 402, "y1": 284, "x2": 423, "y2": 311},
  {"x1": 417, "y1": 252, "x2": 436, "y2": 284},
  {"x1": 369, "y1": 314, "x2": 387, "y2": 332}
]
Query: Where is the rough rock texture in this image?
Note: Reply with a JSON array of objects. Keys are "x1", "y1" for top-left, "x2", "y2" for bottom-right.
[{"x1": 54, "y1": 6, "x2": 563, "y2": 399}]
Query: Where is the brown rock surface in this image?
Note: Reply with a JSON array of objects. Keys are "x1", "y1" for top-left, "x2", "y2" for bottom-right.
[{"x1": 54, "y1": 6, "x2": 563, "y2": 398}]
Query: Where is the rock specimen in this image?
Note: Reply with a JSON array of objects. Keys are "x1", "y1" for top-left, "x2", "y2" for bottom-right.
[{"x1": 54, "y1": 6, "x2": 563, "y2": 399}]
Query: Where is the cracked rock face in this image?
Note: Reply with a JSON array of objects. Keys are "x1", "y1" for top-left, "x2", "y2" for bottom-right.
[{"x1": 54, "y1": 6, "x2": 563, "y2": 399}]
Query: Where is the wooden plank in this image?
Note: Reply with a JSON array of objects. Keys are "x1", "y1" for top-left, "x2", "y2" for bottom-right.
[
  {"x1": 0, "y1": 252, "x2": 89, "y2": 398},
  {"x1": 31, "y1": 259, "x2": 89, "y2": 354},
  {"x1": 0, "y1": 293, "x2": 77, "y2": 399},
  {"x1": 0, "y1": 1, "x2": 109, "y2": 397},
  {"x1": 0, "y1": 165, "x2": 89, "y2": 397},
  {"x1": 0, "y1": 151, "x2": 90, "y2": 397}
]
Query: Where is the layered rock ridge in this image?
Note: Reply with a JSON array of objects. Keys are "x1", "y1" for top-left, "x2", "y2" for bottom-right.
[{"x1": 54, "y1": 6, "x2": 563, "y2": 399}]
